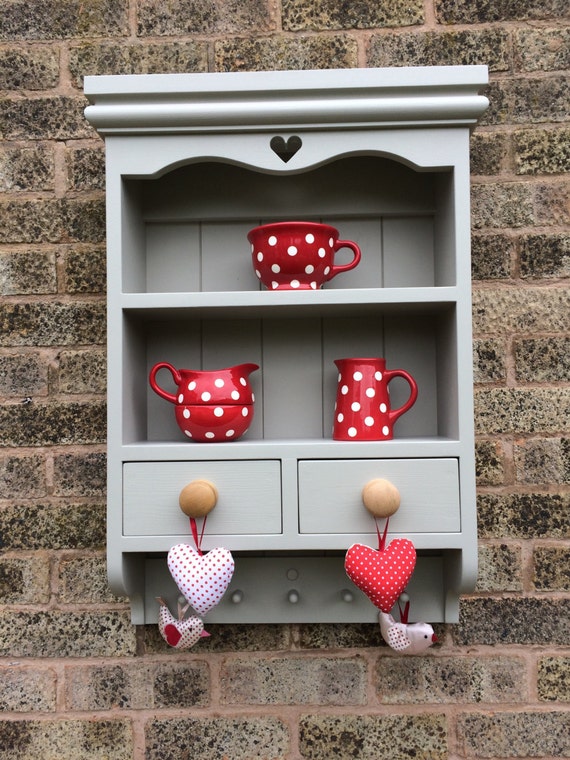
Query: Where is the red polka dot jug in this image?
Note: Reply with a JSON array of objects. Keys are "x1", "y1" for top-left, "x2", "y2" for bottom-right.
[
  {"x1": 333, "y1": 358, "x2": 418, "y2": 441},
  {"x1": 248, "y1": 221, "x2": 361, "y2": 290},
  {"x1": 149, "y1": 362, "x2": 259, "y2": 442}
]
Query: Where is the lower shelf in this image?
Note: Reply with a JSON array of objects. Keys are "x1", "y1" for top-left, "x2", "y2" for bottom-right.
[{"x1": 141, "y1": 554, "x2": 449, "y2": 625}]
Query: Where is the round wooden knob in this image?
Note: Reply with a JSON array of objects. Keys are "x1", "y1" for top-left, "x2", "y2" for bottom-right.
[
  {"x1": 361, "y1": 478, "x2": 400, "y2": 518},
  {"x1": 179, "y1": 479, "x2": 218, "y2": 518}
]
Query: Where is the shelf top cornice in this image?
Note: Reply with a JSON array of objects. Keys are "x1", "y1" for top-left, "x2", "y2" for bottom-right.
[{"x1": 84, "y1": 66, "x2": 489, "y2": 136}]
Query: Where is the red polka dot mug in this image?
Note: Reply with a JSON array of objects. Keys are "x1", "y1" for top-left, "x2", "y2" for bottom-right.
[
  {"x1": 149, "y1": 362, "x2": 259, "y2": 442},
  {"x1": 248, "y1": 221, "x2": 361, "y2": 290},
  {"x1": 333, "y1": 357, "x2": 418, "y2": 441}
]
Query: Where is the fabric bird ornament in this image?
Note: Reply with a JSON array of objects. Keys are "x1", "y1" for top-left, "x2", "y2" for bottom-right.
[{"x1": 378, "y1": 611, "x2": 437, "y2": 654}]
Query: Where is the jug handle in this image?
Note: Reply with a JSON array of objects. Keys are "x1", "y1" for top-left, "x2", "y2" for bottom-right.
[
  {"x1": 328, "y1": 239, "x2": 361, "y2": 280},
  {"x1": 149, "y1": 362, "x2": 180, "y2": 404},
  {"x1": 385, "y1": 369, "x2": 418, "y2": 424}
]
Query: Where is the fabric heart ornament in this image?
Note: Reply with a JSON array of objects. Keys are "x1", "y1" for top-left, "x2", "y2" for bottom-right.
[
  {"x1": 167, "y1": 543, "x2": 235, "y2": 616},
  {"x1": 157, "y1": 602, "x2": 205, "y2": 649},
  {"x1": 344, "y1": 538, "x2": 416, "y2": 613}
]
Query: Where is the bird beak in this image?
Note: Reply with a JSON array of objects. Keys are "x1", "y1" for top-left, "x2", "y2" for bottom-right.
[{"x1": 431, "y1": 633, "x2": 438, "y2": 642}]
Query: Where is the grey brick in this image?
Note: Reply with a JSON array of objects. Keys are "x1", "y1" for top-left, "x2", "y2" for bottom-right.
[
  {"x1": 62, "y1": 246, "x2": 106, "y2": 294},
  {"x1": 0, "y1": 302, "x2": 105, "y2": 347},
  {"x1": 65, "y1": 147, "x2": 105, "y2": 191},
  {"x1": 0, "y1": 556, "x2": 50, "y2": 604},
  {"x1": 56, "y1": 350, "x2": 107, "y2": 393},
  {"x1": 476, "y1": 543, "x2": 523, "y2": 592},
  {"x1": 215, "y1": 34, "x2": 357, "y2": 72},
  {"x1": 282, "y1": 0, "x2": 423, "y2": 30},
  {"x1": 0, "y1": 0, "x2": 129, "y2": 40},
  {"x1": 457, "y1": 598, "x2": 570, "y2": 645},
  {"x1": 457, "y1": 710, "x2": 570, "y2": 757},
  {"x1": 481, "y1": 76, "x2": 570, "y2": 126},
  {"x1": 59, "y1": 556, "x2": 123, "y2": 603},
  {"x1": 533, "y1": 546, "x2": 570, "y2": 590},
  {"x1": 375, "y1": 655, "x2": 527, "y2": 704},
  {"x1": 0, "y1": 97, "x2": 93, "y2": 140},
  {"x1": 368, "y1": 29, "x2": 509, "y2": 71},
  {"x1": 53, "y1": 452, "x2": 106, "y2": 497},
  {"x1": 145, "y1": 717, "x2": 289, "y2": 760},
  {"x1": 137, "y1": 0, "x2": 275, "y2": 35},
  {"x1": 515, "y1": 337, "x2": 570, "y2": 383},
  {"x1": 470, "y1": 132, "x2": 511, "y2": 175},
  {"x1": 0, "y1": 667, "x2": 56, "y2": 712},
  {"x1": 220, "y1": 656, "x2": 367, "y2": 705},
  {"x1": 515, "y1": 127, "x2": 570, "y2": 175},
  {"x1": 0, "y1": 46, "x2": 59, "y2": 89},
  {"x1": 0, "y1": 354, "x2": 48, "y2": 396},
  {"x1": 0, "y1": 502, "x2": 105, "y2": 550},
  {"x1": 299, "y1": 713, "x2": 447, "y2": 760},
  {"x1": 538, "y1": 656, "x2": 570, "y2": 701},
  {"x1": 475, "y1": 440, "x2": 506, "y2": 486},
  {"x1": 514, "y1": 28, "x2": 570, "y2": 73},
  {"x1": 474, "y1": 388, "x2": 570, "y2": 435},
  {"x1": 472, "y1": 286, "x2": 569, "y2": 334},
  {"x1": 471, "y1": 180, "x2": 569, "y2": 229},
  {"x1": 0, "y1": 610, "x2": 136, "y2": 658},
  {"x1": 471, "y1": 233, "x2": 513, "y2": 280},
  {"x1": 69, "y1": 41, "x2": 208, "y2": 86},
  {"x1": 0, "y1": 454, "x2": 46, "y2": 498},
  {"x1": 473, "y1": 338, "x2": 506, "y2": 383},
  {"x1": 0, "y1": 199, "x2": 105, "y2": 244},
  {"x1": 477, "y1": 492, "x2": 569, "y2": 539},
  {"x1": 0, "y1": 401, "x2": 106, "y2": 446},
  {"x1": 514, "y1": 438, "x2": 570, "y2": 485},
  {"x1": 0, "y1": 147, "x2": 54, "y2": 192},
  {"x1": 0, "y1": 250, "x2": 57, "y2": 295},
  {"x1": 436, "y1": 0, "x2": 568, "y2": 23},
  {"x1": 0, "y1": 719, "x2": 133, "y2": 760},
  {"x1": 143, "y1": 621, "x2": 290, "y2": 653},
  {"x1": 519, "y1": 233, "x2": 570, "y2": 279}
]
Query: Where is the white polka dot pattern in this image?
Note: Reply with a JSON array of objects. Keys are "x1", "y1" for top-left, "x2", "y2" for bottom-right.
[
  {"x1": 344, "y1": 539, "x2": 416, "y2": 613},
  {"x1": 167, "y1": 544, "x2": 235, "y2": 616}
]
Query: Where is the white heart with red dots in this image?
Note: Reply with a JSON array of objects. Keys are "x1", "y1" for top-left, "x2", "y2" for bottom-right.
[
  {"x1": 167, "y1": 544, "x2": 234, "y2": 616},
  {"x1": 344, "y1": 539, "x2": 416, "y2": 613},
  {"x1": 157, "y1": 604, "x2": 204, "y2": 649}
]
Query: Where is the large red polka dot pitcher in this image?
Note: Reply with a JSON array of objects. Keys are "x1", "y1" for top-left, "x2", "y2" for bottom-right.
[{"x1": 333, "y1": 358, "x2": 418, "y2": 441}]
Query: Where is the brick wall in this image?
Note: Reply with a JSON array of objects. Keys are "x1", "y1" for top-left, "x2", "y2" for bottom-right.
[{"x1": 0, "y1": 1, "x2": 568, "y2": 758}]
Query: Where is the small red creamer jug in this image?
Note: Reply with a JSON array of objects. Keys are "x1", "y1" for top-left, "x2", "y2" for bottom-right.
[{"x1": 333, "y1": 358, "x2": 418, "y2": 441}]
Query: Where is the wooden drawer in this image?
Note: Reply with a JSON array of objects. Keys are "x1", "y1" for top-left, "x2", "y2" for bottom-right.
[
  {"x1": 298, "y1": 458, "x2": 459, "y2": 534},
  {"x1": 123, "y1": 460, "x2": 282, "y2": 536}
]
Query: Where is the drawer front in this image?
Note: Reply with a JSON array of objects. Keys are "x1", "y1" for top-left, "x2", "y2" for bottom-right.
[
  {"x1": 123, "y1": 460, "x2": 281, "y2": 536},
  {"x1": 298, "y1": 458, "x2": 460, "y2": 534}
]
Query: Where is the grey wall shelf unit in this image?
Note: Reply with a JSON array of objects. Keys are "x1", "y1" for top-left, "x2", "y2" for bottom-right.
[{"x1": 84, "y1": 66, "x2": 488, "y2": 625}]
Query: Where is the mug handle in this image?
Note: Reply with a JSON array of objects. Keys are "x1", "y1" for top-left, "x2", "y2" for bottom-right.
[
  {"x1": 328, "y1": 239, "x2": 362, "y2": 280},
  {"x1": 385, "y1": 369, "x2": 418, "y2": 424},
  {"x1": 149, "y1": 362, "x2": 180, "y2": 404}
]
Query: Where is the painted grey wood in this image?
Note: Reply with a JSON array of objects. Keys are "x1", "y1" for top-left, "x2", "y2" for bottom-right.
[
  {"x1": 85, "y1": 66, "x2": 487, "y2": 623},
  {"x1": 298, "y1": 458, "x2": 459, "y2": 534},
  {"x1": 123, "y1": 460, "x2": 281, "y2": 535},
  {"x1": 143, "y1": 554, "x2": 445, "y2": 624}
]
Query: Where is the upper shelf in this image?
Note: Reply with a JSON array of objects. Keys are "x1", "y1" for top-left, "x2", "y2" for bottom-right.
[
  {"x1": 121, "y1": 287, "x2": 458, "y2": 319},
  {"x1": 84, "y1": 66, "x2": 489, "y2": 135}
]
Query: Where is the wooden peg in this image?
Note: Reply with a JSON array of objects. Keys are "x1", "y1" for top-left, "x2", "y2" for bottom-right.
[
  {"x1": 361, "y1": 478, "x2": 401, "y2": 518},
  {"x1": 178, "y1": 479, "x2": 218, "y2": 518}
]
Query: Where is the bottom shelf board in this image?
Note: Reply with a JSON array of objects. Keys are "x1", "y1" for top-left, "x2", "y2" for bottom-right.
[{"x1": 142, "y1": 554, "x2": 446, "y2": 624}]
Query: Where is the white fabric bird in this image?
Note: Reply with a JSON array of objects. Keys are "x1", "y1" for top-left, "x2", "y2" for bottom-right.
[{"x1": 378, "y1": 611, "x2": 437, "y2": 654}]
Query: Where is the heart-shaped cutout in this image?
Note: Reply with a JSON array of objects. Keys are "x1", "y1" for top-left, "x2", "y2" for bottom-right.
[
  {"x1": 270, "y1": 135, "x2": 302, "y2": 163},
  {"x1": 167, "y1": 544, "x2": 234, "y2": 616},
  {"x1": 158, "y1": 604, "x2": 204, "y2": 649},
  {"x1": 344, "y1": 539, "x2": 416, "y2": 613}
]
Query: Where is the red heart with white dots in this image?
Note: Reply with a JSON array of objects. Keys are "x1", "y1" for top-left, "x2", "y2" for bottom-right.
[
  {"x1": 167, "y1": 544, "x2": 234, "y2": 616},
  {"x1": 344, "y1": 539, "x2": 416, "y2": 613},
  {"x1": 158, "y1": 604, "x2": 204, "y2": 649}
]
